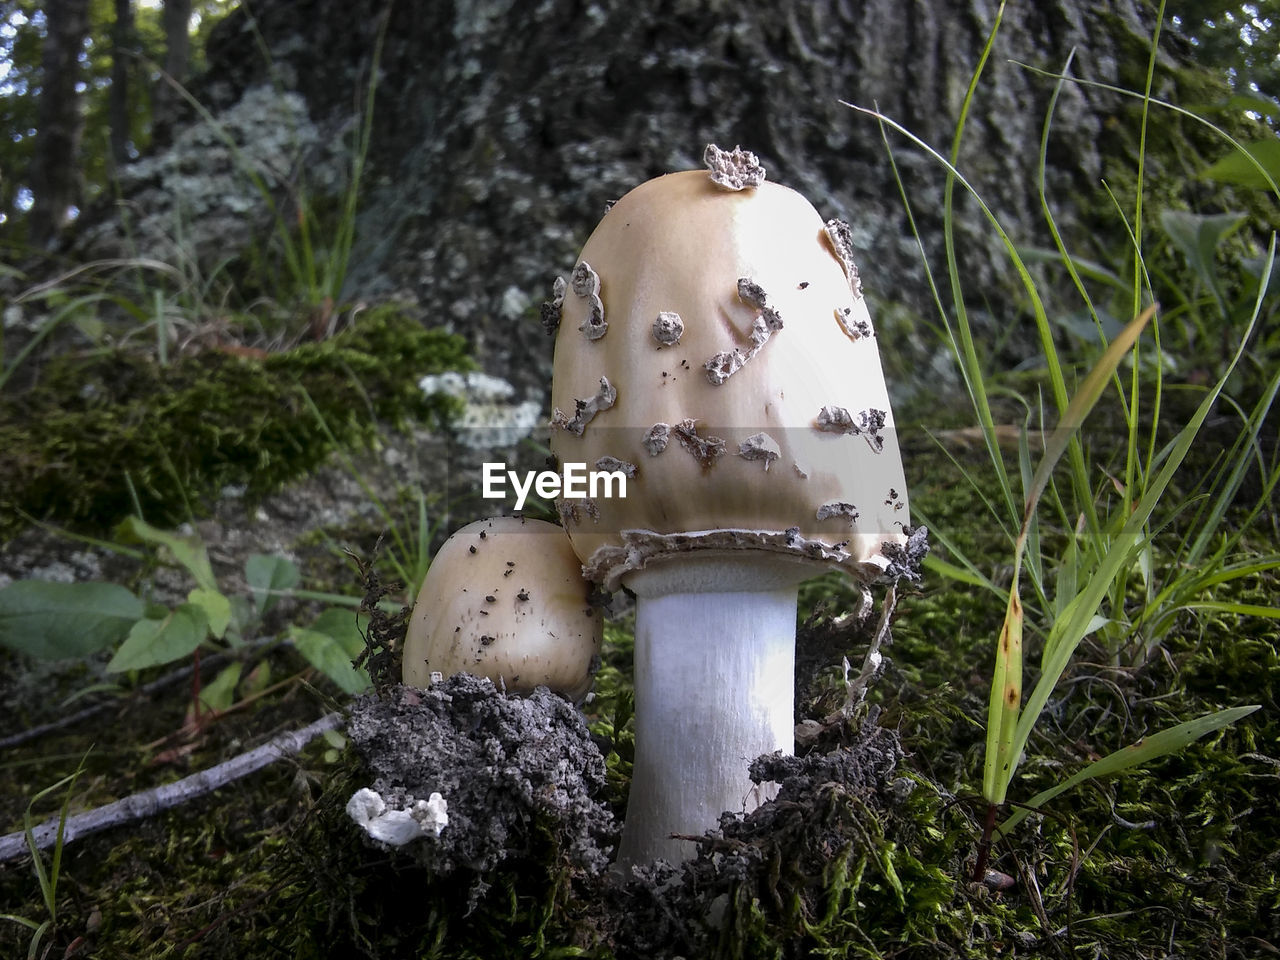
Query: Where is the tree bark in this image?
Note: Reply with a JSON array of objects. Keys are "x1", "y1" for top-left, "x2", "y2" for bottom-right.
[
  {"x1": 153, "y1": 0, "x2": 193, "y2": 142},
  {"x1": 27, "y1": 0, "x2": 92, "y2": 246},
  {"x1": 108, "y1": 0, "x2": 135, "y2": 173},
  {"x1": 182, "y1": 0, "x2": 1188, "y2": 392},
  {"x1": 89, "y1": 0, "x2": 1231, "y2": 399}
]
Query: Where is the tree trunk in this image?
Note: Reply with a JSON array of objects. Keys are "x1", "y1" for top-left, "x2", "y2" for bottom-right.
[
  {"x1": 89, "y1": 0, "x2": 1229, "y2": 399},
  {"x1": 153, "y1": 0, "x2": 192, "y2": 141},
  {"x1": 27, "y1": 0, "x2": 92, "y2": 247},
  {"x1": 108, "y1": 0, "x2": 135, "y2": 173}
]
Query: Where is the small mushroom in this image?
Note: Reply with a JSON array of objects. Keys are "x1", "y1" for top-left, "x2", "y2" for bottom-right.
[{"x1": 402, "y1": 517, "x2": 603, "y2": 702}]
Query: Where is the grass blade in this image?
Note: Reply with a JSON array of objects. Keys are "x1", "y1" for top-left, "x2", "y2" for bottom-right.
[
  {"x1": 996, "y1": 705, "x2": 1261, "y2": 837},
  {"x1": 983, "y1": 591, "x2": 1024, "y2": 804},
  {"x1": 1023, "y1": 304, "x2": 1156, "y2": 527},
  {"x1": 1007, "y1": 244, "x2": 1270, "y2": 776}
]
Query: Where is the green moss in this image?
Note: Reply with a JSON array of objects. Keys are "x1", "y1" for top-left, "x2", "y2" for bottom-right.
[
  {"x1": 1, "y1": 435, "x2": 1275, "y2": 957},
  {"x1": 0, "y1": 307, "x2": 471, "y2": 540}
]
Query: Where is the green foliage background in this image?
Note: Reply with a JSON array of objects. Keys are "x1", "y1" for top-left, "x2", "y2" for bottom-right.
[{"x1": 0, "y1": 0, "x2": 234, "y2": 234}]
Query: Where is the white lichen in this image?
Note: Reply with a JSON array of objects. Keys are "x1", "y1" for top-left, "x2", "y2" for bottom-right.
[
  {"x1": 814, "y1": 405, "x2": 887, "y2": 454},
  {"x1": 816, "y1": 501, "x2": 860, "y2": 522},
  {"x1": 540, "y1": 276, "x2": 567, "y2": 334},
  {"x1": 673, "y1": 419, "x2": 726, "y2": 468},
  {"x1": 704, "y1": 348, "x2": 748, "y2": 385},
  {"x1": 419, "y1": 371, "x2": 543, "y2": 449},
  {"x1": 84, "y1": 85, "x2": 326, "y2": 266},
  {"x1": 703, "y1": 278, "x2": 782, "y2": 384},
  {"x1": 570, "y1": 261, "x2": 601, "y2": 298},
  {"x1": 570, "y1": 261, "x2": 607, "y2": 340},
  {"x1": 834, "y1": 306, "x2": 873, "y2": 342},
  {"x1": 595, "y1": 456, "x2": 638, "y2": 478}
]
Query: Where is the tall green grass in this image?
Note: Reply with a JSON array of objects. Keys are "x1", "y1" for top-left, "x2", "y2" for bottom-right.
[
  {"x1": 850, "y1": 0, "x2": 1277, "y2": 874},
  {"x1": 0, "y1": 754, "x2": 88, "y2": 959}
]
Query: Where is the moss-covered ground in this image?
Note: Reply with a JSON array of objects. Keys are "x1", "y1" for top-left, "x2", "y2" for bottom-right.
[
  {"x1": 0, "y1": 352, "x2": 1275, "y2": 958},
  {"x1": 0, "y1": 306, "x2": 471, "y2": 541}
]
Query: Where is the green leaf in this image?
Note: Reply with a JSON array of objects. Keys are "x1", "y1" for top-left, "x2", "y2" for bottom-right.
[
  {"x1": 197, "y1": 663, "x2": 243, "y2": 714},
  {"x1": 0, "y1": 914, "x2": 41, "y2": 932},
  {"x1": 922, "y1": 553, "x2": 992, "y2": 590},
  {"x1": 187, "y1": 588, "x2": 232, "y2": 639},
  {"x1": 0, "y1": 581, "x2": 144, "y2": 659},
  {"x1": 982, "y1": 591, "x2": 1023, "y2": 804},
  {"x1": 309, "y1": 608, "x2": 368, "y2": 657},
  {"x1": 1009, "y1": 280, "x2": 1265, "y2": 787},
  {"x1": 1158, "y1": 209, "x2": 1247, "y2": 314},
  {"x1": 107, "y1": 603, "x2": 209, "y2": 672},
  {"x1": 1201, "y1": 138, "x2": 1280, "y2": 191},
  {"x1": 291, "y1": 609, "x2": 370, "y2": 694},
  {"x1": 1016, "y1": 245, "x2": 1128, "y2": 292},
  {"x1": 322, "y1": 729, "x2": 348, "y2": 750},
  {"x1": 1223, "y1": 94, "x2": 1280, "y2": 118},
  {"x1": 1024, "y1": 304, "x2": 1156, "y2": 527},
  {"x1": 984, "y1": 304, "x2": 1156, "y2": 804},
  {"x1": 225, "y1": 595, "x2": 256, "y2": 647},
  {"x1": 1241, "y1": 255, "x2": 1280, "y2": 297},
  {"x1": 245, "y1": 553, "x2": 300, "y2": 616},
  {"x1": 240, "y1": 660, "x2": 273, "y2": 698},
  {"x1": 117, "y1": 517, "x2": 218, "y2": 593},
  {"x1": 996, "y1": 705, "x2": 1260, "y2": 838}
]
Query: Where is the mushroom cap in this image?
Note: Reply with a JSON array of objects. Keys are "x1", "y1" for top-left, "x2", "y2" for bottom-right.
[
  {"x1": 549, "y1": 168, "x2": 909, "y2": 590},
  {"x1": 402, "y1": 516, "x2": 603, "y2": 701}
]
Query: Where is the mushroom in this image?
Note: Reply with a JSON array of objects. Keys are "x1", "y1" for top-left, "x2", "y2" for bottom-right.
[
  {"x1": 549, "y1": 150, "x2": 910, "y2": 867},
  {"x1": 402, "y1": 516, "x2": 603, "y2": 703}
]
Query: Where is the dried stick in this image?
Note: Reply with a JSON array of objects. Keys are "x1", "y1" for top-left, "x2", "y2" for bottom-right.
[{"x1": 0, "y1": 713, "x2": 342, "y2": 863}]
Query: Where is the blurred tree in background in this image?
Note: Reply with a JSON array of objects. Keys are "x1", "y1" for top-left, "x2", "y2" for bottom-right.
[
  {"x1": 0, "y1": 1, "x2": 1274, "y2": 248},
  {"x1": 1170, "y1": 0, "x2": 1280, "y2": 118},
  {"x1": 26, "y1": 0, "x2": 90, "y2": 245},
  {"x1": 0, "y1": 0, "x2": 233, "y2": 244}
]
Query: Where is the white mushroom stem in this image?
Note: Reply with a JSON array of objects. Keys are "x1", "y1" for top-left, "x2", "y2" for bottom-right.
[{"x1": 617, "y1": 554, "x2": 809, "y2": 868}]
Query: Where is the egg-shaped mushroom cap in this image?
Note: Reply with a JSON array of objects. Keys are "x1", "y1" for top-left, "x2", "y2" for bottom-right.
[
  {"x1": 549, "y1": 168, "x2": 909, "y2": 591},
  {"x1": 402, "y1": 516, "x2": 603, "y2": 702}
]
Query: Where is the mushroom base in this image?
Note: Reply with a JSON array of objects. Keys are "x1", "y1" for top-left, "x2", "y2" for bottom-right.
[{"x1": 616, "y1": 555, "x2": 808, "y2": 869}]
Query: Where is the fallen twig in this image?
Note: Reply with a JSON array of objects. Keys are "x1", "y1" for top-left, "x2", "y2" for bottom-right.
[{"x1": 0, "y1": 712, "x2": 342, "y2": 863}]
